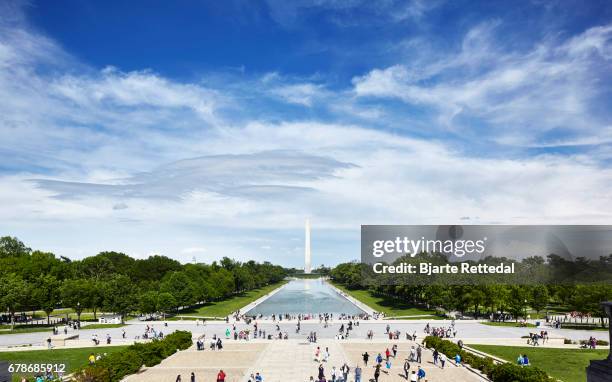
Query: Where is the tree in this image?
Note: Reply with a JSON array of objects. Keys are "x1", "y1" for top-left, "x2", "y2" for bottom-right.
[
  {"x1": 161, "y1": 272, "x2": 196, "y2": 311},
  {"x1": 0, "y1": 273, "x2": 28, "y2": 329},
  {"x1": 508, "y1": 286, "x2": 529, "y2": 321},
  {"x1": 102, "y1": 275, "x2": 134, "y2": 322},
  {"x1": 0, "y1": 237, "x2": 31, "y2": 258},
  {"x1": 60, "y1": 278, "x2": 92, "y2": 322},
  {"x1": 157, "y1": 292, "x2": 176, "y2": 320},
  {"x1": 31, "y1": 275, "x2": 60, "y2": 325},
  {"x1": 530, "y1": 286, "x2": 549, "y2": 317},
  {"x1": 139, "y1": 291, "x2": 158, "y2": 316}
]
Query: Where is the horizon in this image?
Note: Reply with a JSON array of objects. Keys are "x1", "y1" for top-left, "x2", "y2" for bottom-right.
[{"x1": 1, "y1": 0, "x2": 612, "y2": 268}]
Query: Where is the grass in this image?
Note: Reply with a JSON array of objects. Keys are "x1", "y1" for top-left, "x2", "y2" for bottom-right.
[
  {"x1": 482, "y1": 321, "x2": 537, "y2": 328},
  {"x1": 330, "y1": 282, "x2": 438, "y2": 317},
  {"x1": 0, "y1": 327, "x2": 54, "y2": 335},
  {"x1": 80, "y1": 323, "x2": 126, "y2": 330},
  {"x1": 0, "y1": 346, "x2": 127, "y2": 381},
  {"x1": 176, "y1": 281, "x2": 287, "y2": 318},
  {"x1": 469, "y1": 344, "x2": 607, "y2": 382}
]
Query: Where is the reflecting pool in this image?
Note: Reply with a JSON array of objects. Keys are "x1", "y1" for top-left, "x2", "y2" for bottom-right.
[{"x1": 246, "y1": 278, "x2": 365, "y2": 316}]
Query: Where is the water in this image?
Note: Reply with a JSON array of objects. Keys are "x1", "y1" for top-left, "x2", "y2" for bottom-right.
[{"x1": 246, "y1": 278, "x2": 365, "y2": 316}]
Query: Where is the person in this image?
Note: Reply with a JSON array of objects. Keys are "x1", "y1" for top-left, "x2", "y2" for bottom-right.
[
  {"x1": 190, "y1": 372, "x2": 195, "y2": 382},
  {"x1": 318, "y1": 364, "x2": 325, "y2": 380},
  {"x1": 88, "y1": 353, "x2": 95, "y2": 365},
  {"x1": 373, "y1": 363, "x2": 381, "y2": 382},
  {"x1": 455, "y1": 353, "x2": 462, "y2": 367},
  {"x1": 175, "y1": 375, "x2": 182, "y2": 382},
  {"x1": 255, "y1": 372, "x2": 263, "y2": 381},
  {"x1": 409, "y1": 371, "x2": 417, "y2": 382},
  {"x1": 385, "y1": 348, "x2": 390, "y2": 361},
  {"x1": 517, "y1": 354, "x2": 524, "y2": 365},
  {"x1": 385, "y1": 358, "x2": 391, "y2": 372},
  {"x1": 46, "y1": 337, "x2": 52, "y2": 349},
  {"x1": 324, "y1": 347, "x2": 330, "y2": 362},
  {"x1": 122, "y1": 328, "x2": 126, "y2": 339},
  {"x1": 354, "y1": 364, "x2": 362, "y2": 382},
  {"x1": 409, "y1": 347, "x2": 416, "y2": 362},
  {"x1": 432, "y1": 349, "x2": 439, "y2": 366},
  {"x1": 392, "y1": 344, "x2": 398, "y2": 358},
  {"x1": 362, "y1": 351, "x2": 369, "y2": 366},
  {"x1": 340, "y1": 363, "x2": 349, "y2": 381},
  {"x1": 315, "y1": 347, "x2": 321, "y2": 362},
  {"x1": 417, "y1": 366, "x2": 425, "y2": 381},
  {"x1": 216, "y1": 369, "x2": 226, "y2": 382},
  {"x1": 403, "y1": 359, "x2": 410, "y2": 379},
  {"x1": 523, "y1": 354, "x2": 530, "y2": 366},
  {"x1": 416, "y1": 346, "x2": 422, "y2": 363},
  {"x1": 439, "y1": 353, "x2": 446, "y2": 368},
  {"x1": 331, "y1": 366, "x2": 338, "y2": 382},
  {"x1": 376, "y1": 353, "x2": 383, "y2": 365}
]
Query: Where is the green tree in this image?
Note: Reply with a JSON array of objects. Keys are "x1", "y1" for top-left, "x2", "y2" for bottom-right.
[
  {"x1": 139, "y1": 291, "x2": 159, "y2": 316},
  {"x1": 508, "y1": 286, "x2": 529, "y2": 321},
  {"x1": 530, "y1": 286, "x2": 549, "y2": 317},
  {"x1": 31, "y1": 274, "x2": 60, "y2": 325},
  {"x1": 60, "y1": 278, "x2": 92, "y2": 321},
  {"x1": 157, "y1": 292, "x2": 176, "y2": 319},
  {"x1": 102, "y1": 275, "x2": 134, "y2": 322},
  {"x1": 0, "y1": 273, "x2": 28, "y2": 329},
  {"x1": 0, "y1": 237, "x2": 31, "y2": 258},
  {"x1": 161, "y1": 272, "x2": 196, "y2": 311}
]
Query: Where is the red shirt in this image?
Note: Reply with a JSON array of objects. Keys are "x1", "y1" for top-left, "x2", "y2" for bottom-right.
[{"x1": 217, "y1": 371, "x2": 226, "y2": 381}]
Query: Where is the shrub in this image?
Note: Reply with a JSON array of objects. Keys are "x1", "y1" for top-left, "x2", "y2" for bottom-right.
[
  {"x1": 424, "y1": 336, "x2": 553, "y2": 382},
  {"x1": 489, "y1": 362, "x2": 551, "y2": 382},
  {"x1": 78, "y1": 330, "x2": 193, "y2": 382}
]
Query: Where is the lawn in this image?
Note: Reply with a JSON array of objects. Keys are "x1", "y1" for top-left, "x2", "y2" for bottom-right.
[
  {"x1": 330, "y1": 282, "x2": 437, "y2": 317},
  {"x1": 482, "y1": 321, "x2": 536, "y2": 328},
  {"x1": 176, "y1": 281, "x2": 287, "y2": 318},
  {"x1": 469, "y1": 344, "x2": 607, "y2": 382},
  {"x1": 80, "y1": 323, "x2": 126, "y2": 330},
  {"x1": 0, "y1": 327, "x2": 54, "y2": 335},
  {"x1": 0, "y1": 346, "x2": 127, "y2": 381}
]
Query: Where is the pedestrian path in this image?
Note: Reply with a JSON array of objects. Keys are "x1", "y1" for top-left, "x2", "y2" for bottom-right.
[
  {"x1": 342, "y1": 341, "x2": 484, "y2": 382},
  {"x1": 123, "y1": 342, "x2": 267, "y2": 382},
  {"x1": 242, "y1": 340, "x2": 351, "y2": 381},
  {"x1": 123, "y1": 339, "x2": 484, "y2": 382}
]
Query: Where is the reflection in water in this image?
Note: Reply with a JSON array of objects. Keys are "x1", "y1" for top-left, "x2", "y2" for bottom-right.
[{"x1": 246, "y1": 278, "x2": 365, "y2": 316}]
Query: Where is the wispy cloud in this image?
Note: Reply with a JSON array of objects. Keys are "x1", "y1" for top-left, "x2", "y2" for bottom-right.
[{"x1": 1, "y1": 2, "x2": 612, "y2": 266}]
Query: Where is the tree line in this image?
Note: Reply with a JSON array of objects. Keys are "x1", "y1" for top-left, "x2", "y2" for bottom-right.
[
  {"x1": 330, "y1": 254, "x2": 612, "y2": 324},
  {"x1": 0, "y1": 236, "x2": 287, "y2": 327}
]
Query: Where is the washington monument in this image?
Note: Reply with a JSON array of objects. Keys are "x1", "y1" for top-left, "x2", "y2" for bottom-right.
[{"x1": 304, "y1": 219, "x2": 312, "y2": 274}]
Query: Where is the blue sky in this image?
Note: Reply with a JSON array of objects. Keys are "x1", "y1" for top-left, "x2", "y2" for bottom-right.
[{"x1": 0, "y1": 0, "x2": 611, "y2": 267}]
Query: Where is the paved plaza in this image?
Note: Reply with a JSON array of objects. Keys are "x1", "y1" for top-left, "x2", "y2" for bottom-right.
[{"x1": 124, "y1": 338, "x2": 482, "y2": 382}]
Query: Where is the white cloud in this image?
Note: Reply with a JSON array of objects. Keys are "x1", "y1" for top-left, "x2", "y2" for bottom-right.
[
  {"x1": 1, "y1": 5, "x2": 612, "y2": 267},
  {"x1": 352, "y1": 23, "x2": 612, "y2": 144}
]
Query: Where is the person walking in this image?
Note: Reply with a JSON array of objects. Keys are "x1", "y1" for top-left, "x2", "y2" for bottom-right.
[
  {"x1": 216, "y1": 370, "x2": 226, "y2": 382},
  {"x1": 416, "y1": 346, "x2": 422, "y2": 363},
  {"x1": 318, "y1": 364, "x2": 325, "y2": 381},
  {"x1": 439, "y1": 353, "x2": 446, "y2": 369},
  {"x1": 417, "y1": 366, "x2": 425, "y2": 381},
  {"x1": 331, "y1": 366, "x2": 338, "y2": 382},
  {"x1": 175, "y1": 375, "x2": 182, "y2": 382},
  {"x1": 373, "y1": 364, "x2": 381, "y2": 382},
  {"x1": 354, "y1": 365, "x2": 362, "y2": 382},
  {"x1": 362, "y1": 351, "x2": 369, "y2": 366},
  {"x1": 340, "y1": 363, "x2": 349, "y2": 381},
  {"x1": 409, "y1": 371, "x2": 417, "y2": 382},
  {"x1": 190, "y1": 372, "x2": 195, "y2": 382},
  {"x1": 432, "y1": 349, "x2": 439, "y2": 366},
  {"x1": 403, "y1": 359, "x2": 410, "y2": 379},
  {"x1": 392, "y1": 344, "x2": 398, "y2": 358}
]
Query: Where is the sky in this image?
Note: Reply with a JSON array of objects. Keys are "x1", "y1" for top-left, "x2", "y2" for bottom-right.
[{"x1": 0, "y1": 0, "x2": 611, "y2": 267}]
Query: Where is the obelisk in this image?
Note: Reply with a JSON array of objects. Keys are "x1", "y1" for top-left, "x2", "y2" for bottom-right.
[{"x1": 304, "y1": 219, "x2": 312, "y2": 274}]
